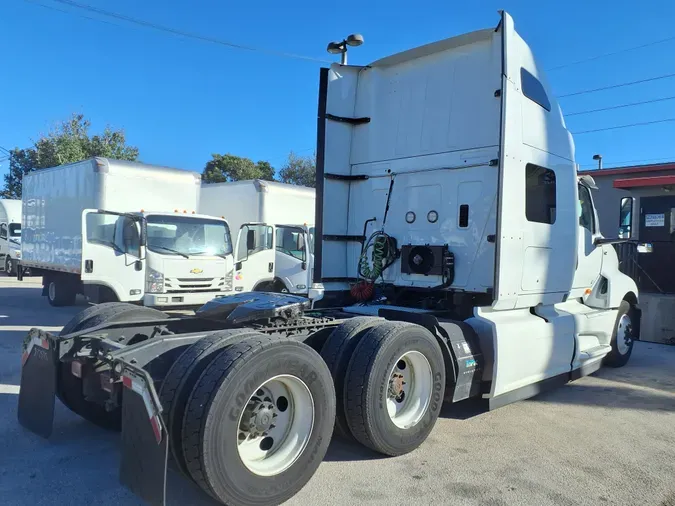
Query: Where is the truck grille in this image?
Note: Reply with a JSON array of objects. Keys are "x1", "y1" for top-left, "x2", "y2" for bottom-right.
[{"x1": 164, "y1": 271, "x2": 233, "y2": 293}]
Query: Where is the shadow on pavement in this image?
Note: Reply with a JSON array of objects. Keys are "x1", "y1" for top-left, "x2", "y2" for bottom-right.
[
  {"x1": 323, "y1": 437, "x2": 384, "y2": 462},
  {"x1": 530, "y1": 381, "x2": 675, "y2": 412}
]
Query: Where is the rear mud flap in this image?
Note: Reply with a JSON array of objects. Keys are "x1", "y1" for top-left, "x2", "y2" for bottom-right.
[
  {"x1": 17, "y1": 329, "x2": 57, "y2": 438},
  {"x1": 119, "y1": 366, "x2": 168, "y2": 506}
]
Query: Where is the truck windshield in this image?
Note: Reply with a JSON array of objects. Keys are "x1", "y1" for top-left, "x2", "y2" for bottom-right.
[
  {"x1": 146, "y1": 215, "x2": 232, "y2": 257},
  {"x1": 9, "y1": 224, "x2": 20, "y2": 237}
]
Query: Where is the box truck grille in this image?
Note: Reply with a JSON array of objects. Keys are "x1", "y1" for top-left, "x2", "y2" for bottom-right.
[{"x1": 165, "y1": 275, "x2": 232, "y2": 293}]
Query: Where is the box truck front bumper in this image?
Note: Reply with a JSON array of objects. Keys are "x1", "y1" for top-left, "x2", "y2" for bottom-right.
[{"x1": 144, "y1": 291, "x2": 230, "y2": 308}]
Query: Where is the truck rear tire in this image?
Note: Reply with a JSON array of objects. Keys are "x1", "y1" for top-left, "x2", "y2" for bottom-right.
[
  {"x1": 182, "y1": 336, "x2": 335, "y2": 506},
  {"x1": 320, "y1": 316, "x2": 383, "y2": 439},
  {"x1": 159, "y1": 328, "x2": 264, "y2": 478},
  {"x1": 344, "y1": 321, "x2": 445, "y2": 457},
  {"x1": 604, "y1": 300, "x2": 635, "y2": 368},
  {"x1": 57, "y1": 303, "x2": 167, "y2": 430},
  {"x1": 47, "y1": 277, "x2": 77, "y2": 307}
]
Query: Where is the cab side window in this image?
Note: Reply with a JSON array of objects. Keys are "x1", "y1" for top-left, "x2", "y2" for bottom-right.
[
  {"x1": 276, "y1": 227, "x2": 306, "y2": 261},
  {"x1": 0, "y1": 224, "x2": 6, "y2": 240},
  {"x1": 578, "y1": 184, "x2": 595, "y2": 233}
]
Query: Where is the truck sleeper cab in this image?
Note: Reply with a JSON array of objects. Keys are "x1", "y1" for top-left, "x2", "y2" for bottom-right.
[{"x1": 17, "y1": 11, "x2": 640, "y2": 506}]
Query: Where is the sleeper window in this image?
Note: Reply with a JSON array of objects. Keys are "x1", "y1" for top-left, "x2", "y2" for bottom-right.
[{"x1": 525, "y1": 164, "x2": 557, "y2": 225}]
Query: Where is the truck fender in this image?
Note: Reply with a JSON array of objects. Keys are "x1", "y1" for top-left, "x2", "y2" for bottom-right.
[{"x1": 377, "y1": 309, "x2": 484, "y2": 403}]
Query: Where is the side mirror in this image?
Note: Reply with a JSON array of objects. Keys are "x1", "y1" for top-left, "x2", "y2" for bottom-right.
[
  {"x1": 246, "y1": 229, "x2": 255, "y2": 251},
  {"x1": 301, "y1": 261, "x2": 307, "y2": 270}
]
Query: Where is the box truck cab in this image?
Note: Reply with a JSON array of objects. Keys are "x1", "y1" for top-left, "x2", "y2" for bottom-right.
[
  {"x1": 234, "y1": 222, "x2": 315, "y2": 295},
  {"x1": 81, "y1": 209, "x2": 233, "y2": 307},
  {"x1": 0, "y1": 199, "x2": 22, "y2": 276},
  {"x1": 199, "y1": 179, "x2": 316, "y2": 296},
  {"x1": 20, "y1": 157, "x2": 234, "y2": 308}
]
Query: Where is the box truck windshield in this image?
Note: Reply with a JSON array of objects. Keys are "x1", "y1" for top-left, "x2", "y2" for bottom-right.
[
  {"x1": 9, "y1": 224, "x2": 20, "y2": 237},
  {"x1": 146, "y1": 215, "x2": 232, "y2": 258}
]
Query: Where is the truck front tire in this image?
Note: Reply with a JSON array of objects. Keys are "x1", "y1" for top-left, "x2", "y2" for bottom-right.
[
  {"x1": 604, "y1": 300, "x2": 636, "y2": 368},
  {"x1": 344, "y1": 321, "x2": 445, "y2": 457},
  {"x1": 5, "y1": 256, "x2": 15, "y2": 277},
  {"x1": 47, "y1": 277, "x2": 77, "y2": 307},
  {"x1": 182, "y1": 336, "x2": 335, "y2": 506}
]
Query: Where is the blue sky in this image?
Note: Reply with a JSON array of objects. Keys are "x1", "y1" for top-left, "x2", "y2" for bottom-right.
[{"x1": 2, "y1": 0, "x2": 675, "y2": 177}]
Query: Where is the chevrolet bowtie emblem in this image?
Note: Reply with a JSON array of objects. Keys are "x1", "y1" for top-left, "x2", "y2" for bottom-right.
[{"x1": 190, "y1": 268, "x2": 203, "y2": 274}]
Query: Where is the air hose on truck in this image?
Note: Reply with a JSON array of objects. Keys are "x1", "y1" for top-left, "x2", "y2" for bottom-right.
[{"x1": 351, "y1": 177, "x2": 398, "y2": 301}]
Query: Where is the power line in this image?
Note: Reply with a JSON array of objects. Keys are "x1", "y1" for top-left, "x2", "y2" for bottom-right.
[
  {"x1": 572, "y1": 118, "x2": 675, "y2": 135},
  {"x1": 558, "y1": 72, "x2": 675, "y2": 98},
  {"x1": 24, "y1": 0, "x2": 118, "y2": 26},
  {"x1": 566, "y1": 95, "x2": 675, "y2": 116},
  {"x1": 28, "y1": 0, "x2": 331, "y2": 64},
  {"x1": 547, "y1": 35, "x2": 675, "y2": 72},
  {"x1": 0, "y1": 146, "x2": 11, "y2": 155}
]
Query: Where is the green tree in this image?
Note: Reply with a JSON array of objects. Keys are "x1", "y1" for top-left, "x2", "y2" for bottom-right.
[
  {"x1": 278, "y1": 151, "x2": 316, "y2": 188},
  {"x1": 201, "y1": 153, "x2": 276, "y2": 183},
  {"x1": 1, "y1": 113, "x2": 139, "y2": 198}
]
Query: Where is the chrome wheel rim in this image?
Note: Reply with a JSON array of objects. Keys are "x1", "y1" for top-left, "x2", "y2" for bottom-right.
[
  {"x1": 617, "y1": 313, "x2": 633, "y2": 355},
  {"x1": 48, "y1": 282, "x2": 56, "y2": 301},
  {"x1": 236, "y1": 374, "x2": 314, "y2": 477},
  {"x1": 385, "y1": 351, "x2": 433, "y2": 429}
]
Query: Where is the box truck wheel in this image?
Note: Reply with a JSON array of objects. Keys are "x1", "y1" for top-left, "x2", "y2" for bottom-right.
[
  {"x1": 182, "y1": 336, "x2": 335, "y2": 506},
  {"x1": 343, "y1": 321, "x2": 445, "y2": 457},
  {"x1": 159, "y1": 328, "x2": 264, "y2": 478},
  {"x1": 46, "y1": 277, "x2": 77, "y2": 307},
  {"x1": 320, "y1": 316, "x2": 384, "y2": 439},
  {"x1": 604, "y1": 300, "x2": 636, "y2": 368},
  {"x1": 57, "y1": 303, "x2": 167, "y2": 430},
  {"x1": 4, "y1": 256, "x2": 15, "y2": 277}
]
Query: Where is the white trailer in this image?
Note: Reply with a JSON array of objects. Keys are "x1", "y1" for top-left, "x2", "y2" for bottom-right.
[
  {"x1": 18, "y1": 11, "x2": 641, "y2": 506},
  {"x1": 20, "y1": 157, "x2": 234, "y2": 307},
  {"x1": 199, "y1": 179, "x2": 316, "y2": 296},
  {"x1": 0, "y1": 199, "x2": 22, "y2": 276}
]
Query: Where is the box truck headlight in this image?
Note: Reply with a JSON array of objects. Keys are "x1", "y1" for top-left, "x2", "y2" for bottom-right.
[
  {"x1": 12, "y1": 249, "x2": 21, "y2": 259},
  {"x1": 146, "y1": 267, "x2": 164, "y2": 293}
]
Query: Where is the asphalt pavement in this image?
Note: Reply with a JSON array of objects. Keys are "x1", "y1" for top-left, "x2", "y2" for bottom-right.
[{"x1": 1, "y1": 276, "x2": 674, "y2": 506}]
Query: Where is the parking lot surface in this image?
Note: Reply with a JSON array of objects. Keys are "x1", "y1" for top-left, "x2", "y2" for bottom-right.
[{"x1": 1, "y1": 276, "x2": 674, "y2": 506}]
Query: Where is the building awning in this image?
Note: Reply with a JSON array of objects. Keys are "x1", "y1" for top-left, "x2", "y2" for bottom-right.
[{"x1": 614, "y1": 175, "x2": 675, "y2": 189}]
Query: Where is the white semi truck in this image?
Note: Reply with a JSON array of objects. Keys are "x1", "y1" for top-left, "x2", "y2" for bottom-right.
[
  {"x1": 199, "y1": 179, "x2": 316, "y2": 296},
  {"x1": 18, "y1": 157, "x2": 234, "y2": 307},
  {"x1": 0, "y1": 198, "x2": 23, "y2": 276},
  {"x1": 18, "y1": 11, "x2": 640, "y2": 506}
]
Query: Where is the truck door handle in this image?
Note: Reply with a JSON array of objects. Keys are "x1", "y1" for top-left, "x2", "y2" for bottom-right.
[
  {"x1": 268, "y1": 262, "x2": 274, "y2": 273},
  {"x1": 85, "y1": 259, "x2": 93, "y2": 273}
]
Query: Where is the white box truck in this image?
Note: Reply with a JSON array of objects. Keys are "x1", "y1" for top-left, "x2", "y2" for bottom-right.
[
  {"x1": 18, "y1": 11, "x2": 642, "y2": 506},
  {"x1": 0, "y1": 198, "x2": 23, "y2": 276},
  {"x1": 199, "y1": 179, "x2": 316, "y2": 296},
  {"x1": 20, "y1": 157, "x2": 235, "y2": 307}
]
